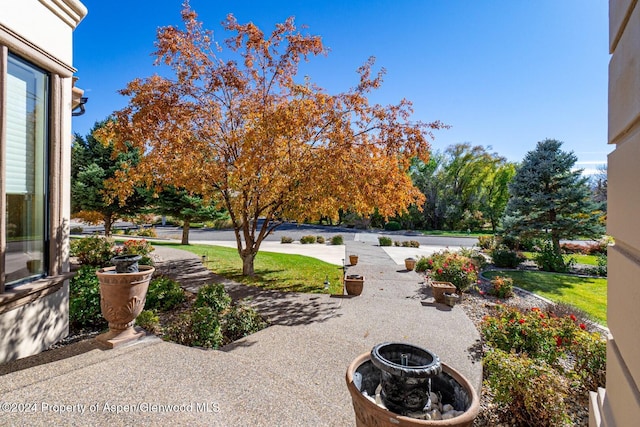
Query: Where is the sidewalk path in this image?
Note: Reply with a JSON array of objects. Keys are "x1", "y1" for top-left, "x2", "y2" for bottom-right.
[{"x1": 0, "y1": 242, "x2": 482, "y2": 426}]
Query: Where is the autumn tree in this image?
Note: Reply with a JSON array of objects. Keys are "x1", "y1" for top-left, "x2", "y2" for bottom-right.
[
  {"x1": 502, "y1": 139, "x2": 605, "y2": 256},
  {"x1": 71, "y1": 120, "x2": 147, "y2": 236},
  {"x1": 99, "y1": 4, "x2": 446, "y2": 275}
]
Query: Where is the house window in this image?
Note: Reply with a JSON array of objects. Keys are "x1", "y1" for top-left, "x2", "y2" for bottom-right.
[{"x1": 4, "y1": 54, "x2": 49, "y2": 286}]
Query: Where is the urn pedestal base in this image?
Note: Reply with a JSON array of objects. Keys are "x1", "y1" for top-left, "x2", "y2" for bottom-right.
[{"x1": 96, "y1": 326, "x2": 146, "y2": 349}]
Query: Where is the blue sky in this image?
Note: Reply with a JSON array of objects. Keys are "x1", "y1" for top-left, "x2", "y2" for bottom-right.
[{"x1": 73, "y1": 1, "x2": 609, "y2": 173}]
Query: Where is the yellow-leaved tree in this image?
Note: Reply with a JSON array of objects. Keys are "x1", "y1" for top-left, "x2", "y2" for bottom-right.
[{"x1": 99, "y1": 3, "x2": 448, "y2": 276}]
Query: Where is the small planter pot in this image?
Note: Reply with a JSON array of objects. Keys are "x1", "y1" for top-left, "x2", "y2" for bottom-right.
[
  {"x1": 349, "y1": 254, "x2": 359, "y2": 266},
  {"x1": 345, "y1": 274, "x2": 365, "y2": 296},
  {"x1": 96, "y1": 265, "x2": 154, "y2": 348},
  {"x1": 405, "y1": 258, "x2": 417, "y2": 271},
  {"x1": 430, "y1": 281, "x2": 457, "y2": 304},
  {"x1": 444, "y1": 292, "x2": 459, "y2": 307}
]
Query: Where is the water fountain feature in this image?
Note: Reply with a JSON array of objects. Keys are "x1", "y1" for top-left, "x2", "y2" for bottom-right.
[{"x1": 346, "y1": 342, "x2": 479, "y2": 426}]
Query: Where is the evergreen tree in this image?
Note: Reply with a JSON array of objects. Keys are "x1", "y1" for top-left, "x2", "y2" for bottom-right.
[
  {"x1": 149, "y1": 187, "x2": 227, "y2": 245},
  {"x1": 502, "y1": 139, "x2": 605, "y2": 257},
  {"x1": 71, "y1": 120, "x2": 147, "y2": 236}
]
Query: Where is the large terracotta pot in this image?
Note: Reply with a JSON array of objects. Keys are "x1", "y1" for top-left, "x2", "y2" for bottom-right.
[
  {"x1": 346, "y1": 352, "x2": 480, "y2": 427},
  {"x1": 405, "y1": 258, "x2": 417, "y2": 271},
  {"x1": 349, "y1": 254, "x2": 359, "y2": 266},
  {"x1": 345, "y1": 274, "x2": 365, "y2": 296},
  {"x1": 95, "y1": 265, "x2": 154, "y2": 348}
]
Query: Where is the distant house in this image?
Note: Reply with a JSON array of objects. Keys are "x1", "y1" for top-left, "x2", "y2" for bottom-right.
[{"x1": 0, "y1": 0, "x2": 87, "y2": 363}]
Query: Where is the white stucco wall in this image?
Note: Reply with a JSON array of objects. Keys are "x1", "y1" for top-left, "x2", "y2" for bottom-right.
[
  {"x1": 0, "y1": 0, "x2": 86, "y2": 363},
  {"x1": 0, "y1": 0, "x2": 86, "y2": 65}
]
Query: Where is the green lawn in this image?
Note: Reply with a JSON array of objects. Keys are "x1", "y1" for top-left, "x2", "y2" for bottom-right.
[
  {"x1": 482, "y1": 270, "x2": 607, "y2": 325},
  {"x1": 155, "y1": 242, "x2": 344, "y2": 294},
  {"x1": 521, "y1": 251, "x2": 599, "y2": 266}
]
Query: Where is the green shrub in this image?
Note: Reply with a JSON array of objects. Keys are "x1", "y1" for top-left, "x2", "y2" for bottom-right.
[
  {"x1": 384, "y1": 221, "x2": 401, "y2": 231},
  {"x1": 394, "y1": 241, "x2": 401, "y2": 247},
  {"x1": 190, "y1": 307, "x2": 224, "y2": 348},
  {"x1": 535, "y1": 241, "x2": 574, "y2": 272},
  {"x1": 70, "y1": 236, "x2": 114, "y2": 267},
  {"x1": 330, "y1": 235, "x2": 344, "y2": 245},
  {"x1": 136, "y1": 227, "x2": 157, "y2": 237},
  {"x1": 316, "y1": 236, "x2": 325, "y2": 244},
  {"x1": 223, "y1": 304, "x2": 268, "y2": 343},
  {"x1": 166, "y1": 307, "x2": 223, "y2": 349},
  {"x1": 483, "y1": 349, "x2": 569, "y2": 427},
  {"x1": 300, "y1": 235, "x2": 317, "y2": 244},
  {"x1": 572, "y1": 331, "x2": 607, "y2": 390},
  {"x1": 280, "y1": 236, "x2": 293, "y2": 244},
  {"x1": 70, "y1": 226, "x2": 84, "y2": 234},
  {"x1": 422, "y1": 250, "x2": 478, "y2": 292},
  {"x1": 136, "y1": 310, "x2": 160, "y2": 333},
  {"x1": 415, "y1": 257, "x2": 430, "y2": 272},
  {"x1": 590, "y1": 253, "x2": 607, "y2": 277},
  {"x1": 477, "y1": 235, "x2": 495, "y2": 250},
  {"x1": 116, "y1": 239, "x2": 154, "y2": 266},
  {"x1": 146, "y1": 276, "x2": 186, "y2": 311},
  {"x1": 488, "y1": 276, "x2": 513, "y2": 299},
  {"x1": 69, "y1": 265, "x2": 106, "y2": 329},
  {"x1": 378, "y1": 236, "x2": 393, "y2": 246},
  {"x1": 194, "y1": 283, "x2": 232, "y2": 314},
  {"x1": 491, "y1": 246, "x2": 524, "y2": 268}
]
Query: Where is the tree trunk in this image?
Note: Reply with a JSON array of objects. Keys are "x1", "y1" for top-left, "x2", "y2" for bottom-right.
[
  {"x1": 551, "y1": 233, "x2": 562, "y2": 257},
  {"x1": 182, "y1": 218, "x2": 191, "y2": 245},
  {"x1": 241, "y1": 251, "x2": 256, "y2": 276},
  {"x1": 104, "y1": 213, "x2": 113, "y2": 237}
]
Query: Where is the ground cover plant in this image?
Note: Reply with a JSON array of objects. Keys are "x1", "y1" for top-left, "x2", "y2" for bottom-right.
[
  {"x1": 155, "y1": 242, "x2": 344, "y2": 294},
  {"x1": 68, "y1": 253, "x2": 268, "y2": 349},
  {"x1": 482, "y1": 270, "x2": 606, "y2": 325}
]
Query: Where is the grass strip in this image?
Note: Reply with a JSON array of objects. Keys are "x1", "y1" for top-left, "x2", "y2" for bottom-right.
[{"x1": 482, "y1": 270, "x2": 607, "y2": 325}]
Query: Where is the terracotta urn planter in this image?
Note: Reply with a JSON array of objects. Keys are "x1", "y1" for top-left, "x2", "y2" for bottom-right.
[
  {"x1": 349, "y1": 254, "x2": 359, "y2": 266},
  {"x1": 430, "y1": 281, "x2": 457, "y2": 304},
  {"x1": 405, "y1": 258, "x2": 417, "y2": 271},
  {"x1": 345, "y1": 274, "x2": 365, "y2": 296},
  {"x1": 346, "y1": 349, "x2": 479, "y2": 426},
  {"x1": 95, "y1": 263, "x2": 154, "y2": 348}
]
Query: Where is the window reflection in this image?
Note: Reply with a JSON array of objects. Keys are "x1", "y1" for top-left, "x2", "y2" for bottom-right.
[{"x1": 5, "y1": 55, "x2": 48, "y2": 284}]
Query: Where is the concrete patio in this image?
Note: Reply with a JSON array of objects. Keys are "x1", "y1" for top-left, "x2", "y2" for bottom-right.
[{"x1": 0, "y1": 241, "x2": 482, "y2": 426}]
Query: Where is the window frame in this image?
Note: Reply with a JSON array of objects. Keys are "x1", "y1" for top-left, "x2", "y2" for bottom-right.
[
  {"x1": 4, "y1": 52, "x2": 51, "y2": 286},
  {"x1": 0, "y1": 23, "x2": 75, "y2": 310}
]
